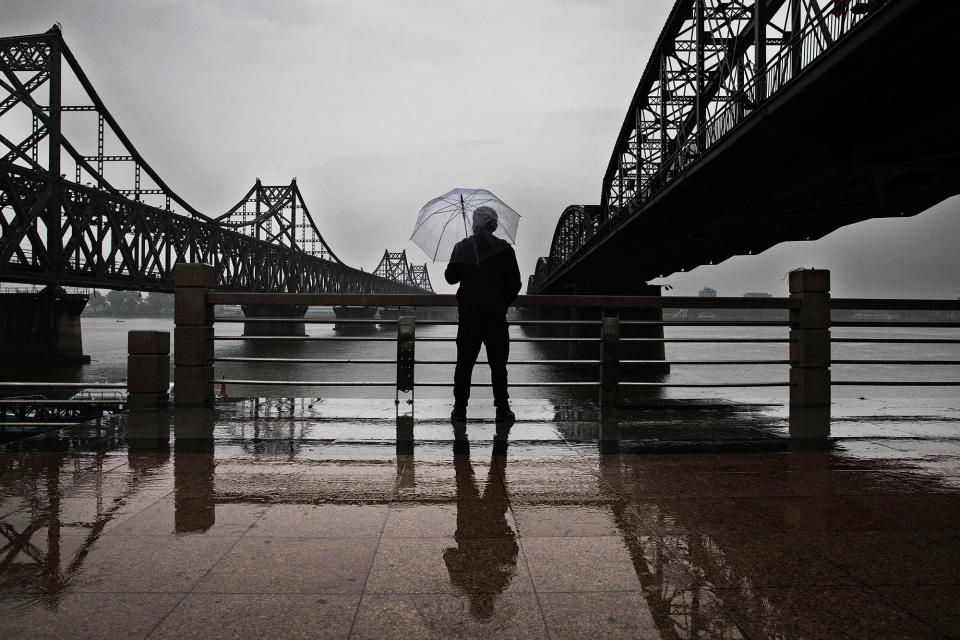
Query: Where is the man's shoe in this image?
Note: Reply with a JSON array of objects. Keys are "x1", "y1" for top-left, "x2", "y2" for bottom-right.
[
  {"x1": 451, "y1": 406, "x2": 467, "y2": 421},
  {"x1": 495, "y1": 407, "x2": 515, "y2": 422}
]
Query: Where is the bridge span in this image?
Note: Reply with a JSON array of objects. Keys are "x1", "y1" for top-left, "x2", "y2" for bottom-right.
[
  {"x1": 530, "y1": 0, "x2": 960, "y2": 294},
  {"x1": 0, "y1": 26, "x2": 426, "y2": 296}
]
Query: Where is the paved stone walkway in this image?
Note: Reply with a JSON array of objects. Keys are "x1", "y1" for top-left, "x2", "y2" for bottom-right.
[{"x1": 1, "y1": 399, "x2": 959, "y2": 638}]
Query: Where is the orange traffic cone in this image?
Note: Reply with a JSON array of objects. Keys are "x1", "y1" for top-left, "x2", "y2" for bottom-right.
[{"x1": 220, "y1": 378, "x2": 228, "y2": 399}]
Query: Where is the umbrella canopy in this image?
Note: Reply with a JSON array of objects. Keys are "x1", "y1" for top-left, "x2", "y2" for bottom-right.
[{"x1": 410, "y1": 188, "x2": 520, "y2": 263}]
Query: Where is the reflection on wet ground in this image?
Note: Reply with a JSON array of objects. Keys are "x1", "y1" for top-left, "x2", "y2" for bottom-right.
[{"x1": 2, "y1": 398, "x2": 960, "y2": 638}]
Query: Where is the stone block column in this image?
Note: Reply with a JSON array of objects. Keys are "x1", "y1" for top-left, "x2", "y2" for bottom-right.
[
  {"x1": 789, "y1": 269, "x2": 831, "y2": 439},
  {"x1": 174, "y1": 263, "x2": 215, "y2": 407},
  {"x1": 127, "y1": 330, "x2": 170, "y2": 409}
]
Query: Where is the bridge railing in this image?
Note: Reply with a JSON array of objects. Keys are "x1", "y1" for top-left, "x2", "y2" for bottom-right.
[{"x1": 172, "y1": 264, "x2": 960, "y2": 440}]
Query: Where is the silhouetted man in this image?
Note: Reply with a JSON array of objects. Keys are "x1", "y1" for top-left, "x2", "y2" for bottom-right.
[{"x1": 445, "y1": 206, "x2": 522, "y2": 422}]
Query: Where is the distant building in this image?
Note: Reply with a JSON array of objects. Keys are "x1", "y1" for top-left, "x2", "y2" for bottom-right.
[
  {"x1": 698, "y1": 287, "x2": 717, "y2": 297},
  {"x1": 743, "y1": 292, "x2": 772, "y2": 298}
]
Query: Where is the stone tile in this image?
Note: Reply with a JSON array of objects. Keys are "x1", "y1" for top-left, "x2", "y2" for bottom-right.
[
  {"x1": 0, "y1": 592, "x2": 181, "y2": 639},
  {"x1": 511, "y1": 504, "x2": 621, "y2": 537},
  {"x1": 723, "y1": 586, "x2": 944, "y2": 640},
  {"x1": 54, "y1": 534, "x2": 236, "y2": 593},
  {"x1": 502, "y1": 461, "x2": 616, "y2": 504},
  {"x1": 394, "y1": 459, "x2": 505, "y2": 502},
  {"x1": 521, "y1": 536, "x2": 643, "y2": 592},
  {"x1": 212, "y1": 470, "x2": 398, "y2": 502},
  {"x1": 351, "y1": 592, "x2": 547, "y2": 639},
  {"x1": 875, "y1": 584, "x2": 960, "y2": 639},
  {"x1": 249, "y1": 504, "x2": 387, "y2": 537},
  {"x1": 696, "y1": 470, "x2": 832, "y2": 498},
  {"x1": 540, "y1": 589, "x2": 745, "y2": 640},
  {"x1": 806, "y1": 531, "x2": 960, "y2": 586},
  {"x1": 106, "y1": 499, "x2": 268, "y2": 537},
  {"x1": 606, "y1": 470, "x2": 716, "y2": 499},
  {"x1": 537, "y1": 591, "x2": 657, "y2": 639},
  {"x1": 638, "y1": 497, "x2": 781, "y2": 535},
  {"x1": 672, "y1": 531, "x2": 856, "y2": 589},
  {"x1": 843, "y1": 494, "x2": 960, "y2": 532},
  {"x1": 150, "y1": 593, "x2": 359, "y2": 639},
  {"x1": 197, "y1": 536, "x2": 377, "y2": 594},
  {"x1": 383, "y1": 502, "x2": 516, "y2": 538},
  {"x1": 365, "y1": 537, "x2": 530, "y2": 594},
  {"x1": 738, "y1": 494, "x2": 900, "y2": 532}
]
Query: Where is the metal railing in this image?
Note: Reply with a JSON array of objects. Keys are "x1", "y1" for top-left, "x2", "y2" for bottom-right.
[
  {"x1": 0, "y1": 381, "x2": 127, "y2": 430},
  {"x1": 171, "y1": 264, "x2": 960, "y2": 439}
]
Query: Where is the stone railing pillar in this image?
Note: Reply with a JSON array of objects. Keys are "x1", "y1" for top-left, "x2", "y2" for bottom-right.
[
  {"x1": 126, "y1": 330, "x2": 170, "y2": 409},
  {"x1": 600, "y1": 308, "x2": 620, "y2": 407},
  {"x1": 789, "y1": 269, "x2": 831, "y2": 439},
  {"x1": 174, "y1": 263, "x2": 215, "y2": 407}
]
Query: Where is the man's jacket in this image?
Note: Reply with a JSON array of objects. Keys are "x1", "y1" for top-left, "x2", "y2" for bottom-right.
[{"x1": 444, "y1": 235, "x2": 522, "y2": 316}]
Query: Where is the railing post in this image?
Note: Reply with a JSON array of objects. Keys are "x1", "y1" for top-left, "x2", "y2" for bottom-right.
[
  {"x1": 789, "y1": 268, "x2": 831, "y2": 439},
  {"x1": 126, "y1": 330, "x2": 170, "y2": 410},
  {"x1": 600, "y1": 308, "x2": 620, "y2": 408},
  {"x1": 174, "y1": 263, "x2": 215, "y2": 407},
  {"x1": 396, "y1": 310, "x2": 415, "y2": 405}
]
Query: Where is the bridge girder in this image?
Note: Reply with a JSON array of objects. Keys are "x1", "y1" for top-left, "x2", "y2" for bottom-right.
[{"x1": 531, "y1": 0, "x2": 958, "y2": 294}]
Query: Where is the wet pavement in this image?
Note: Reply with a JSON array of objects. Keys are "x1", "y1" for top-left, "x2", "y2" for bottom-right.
[{"x1": 2, "y1": 398, "x2": 960, "y2": 639}]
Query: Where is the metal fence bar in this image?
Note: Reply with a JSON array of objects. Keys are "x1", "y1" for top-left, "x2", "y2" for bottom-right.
[
  {"x1": 215, "y1": 357, "x2": 397, "y2": 364},
  {"x1": 831, "y1": 338, "x2": 960, "y2": 344},
  {"x1": 218, "y1": 379, "x2": 397, "y2": 386},
  {"x1": 832, "y1": 381, "x2": 960, "y2": 386},
  {"x1": 832, "y1": 322, "x2": 960, "y2": 328},
  {"x1": 0, "y1": 399, "x2": 126, "y2": 405},
  {"x1": 0, "y1": 382, "x2": 127, "y2": 389},
  {"x1": 215, "y1": 336, "x2": 397, "y2": 342},
  {"x1": 623, "y1": 337, "x2": 790, "y2": 343},
  {"x1": 832, "y1": 360, "x2": 960, "y2": 365},
  {"x1": 215, "y1": 317, "x2": 392, "y2": 324},
  {"x1": 619, "y1": 321, "x2": 790, "y2": 327},
  {"x1": 416, "y1": 359, "x2": 600, "y2": 365},
  {"x1": 620, "y1": 382, "x2": 791, "y2": 387}
]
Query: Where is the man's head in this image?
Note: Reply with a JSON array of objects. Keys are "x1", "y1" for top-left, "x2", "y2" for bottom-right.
[{"x1": 472, "y1": 206, "x2": 498, "y2": 235}]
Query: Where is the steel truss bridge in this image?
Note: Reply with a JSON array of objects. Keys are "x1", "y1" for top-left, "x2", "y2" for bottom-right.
[
  {"x1": 373, "y1": 249, "x2": 434, "y2": 293},
  {"x1": 0, "y1": 27, "x2": 428, "y2": 294},
  {"x1": 530, "y1": 0, "x2": 960, "y2": 294}
]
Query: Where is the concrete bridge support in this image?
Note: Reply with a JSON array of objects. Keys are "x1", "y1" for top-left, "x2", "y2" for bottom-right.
[
  {"x1": 0, "y1": 286, "x2": 90, "y2": 364},
  {"x1": 241, "y1": 304, "x2": 307, "y2": 336}
]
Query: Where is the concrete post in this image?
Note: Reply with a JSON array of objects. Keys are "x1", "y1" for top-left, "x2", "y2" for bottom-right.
[
  {"x1": 174, "y1": 263, "x2": 215, "y2": 407},
  {"x1": 789, "y1": 269, "x2": 831, "y2": 439},
  {"x1": 600, "y1": 309, "x2": 620, "y2": 408},
  {"x1": 127, "y1": 330, "x2": 170, "y2": 409}
]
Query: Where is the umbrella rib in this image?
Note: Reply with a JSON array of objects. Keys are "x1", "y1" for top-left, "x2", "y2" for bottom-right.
[
  {"x1": 433, "y1": 211, "x2": 465, "y2": 261},
  {"x1": 410, "y1": 206, "x2": 460, "y2": 239}
]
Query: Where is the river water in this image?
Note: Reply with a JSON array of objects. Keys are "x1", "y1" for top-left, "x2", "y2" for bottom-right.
[{"x1": 3, "y1": 317, "x2": 957, "y2": 421}]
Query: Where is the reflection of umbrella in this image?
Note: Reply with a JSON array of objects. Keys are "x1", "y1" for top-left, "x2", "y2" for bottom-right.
[{"x1": 410, "y1": 188, "x2": 520, "y2": 263}]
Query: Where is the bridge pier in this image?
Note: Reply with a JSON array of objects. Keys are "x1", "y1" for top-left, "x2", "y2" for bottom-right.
[
  {"x1": 241, "y1": 304, "x2": 307, "y2": 336},
  {"x1": 0, "y1": 286, "x2": 90, "y2": 364},
  {"x1": 332, "y1": 305, "x2": 378, "y2": 333}
]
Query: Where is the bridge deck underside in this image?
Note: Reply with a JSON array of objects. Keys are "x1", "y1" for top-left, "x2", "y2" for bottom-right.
[{"x1": 543, "y1": 3, "x2": 960, "y2": 294}]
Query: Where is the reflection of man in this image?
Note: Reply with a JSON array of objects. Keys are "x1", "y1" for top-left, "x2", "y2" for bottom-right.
[
  {"x1": 445, "y1": 206, "x2": 522, "y2": 422},
  {"x1": 443, "y1": 422, "x2": 517, "y2": 621}
]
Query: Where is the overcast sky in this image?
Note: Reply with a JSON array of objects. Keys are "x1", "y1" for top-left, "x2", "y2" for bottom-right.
[{"x1": 6, "y1": 0, "x2": 959, "y2": 298}]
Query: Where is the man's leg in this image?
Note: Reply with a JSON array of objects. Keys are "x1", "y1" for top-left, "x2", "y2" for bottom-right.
[
  {"x1": 484, "y1": 314, "x2": 511, "y2": 410},
  {"x1": 453, "y1": 317, "x2": 483, "y2": 412}
]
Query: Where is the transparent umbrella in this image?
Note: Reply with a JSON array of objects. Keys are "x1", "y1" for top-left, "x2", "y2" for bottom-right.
[{"x1": 410, "y1": 188, "x2": 520, "y2": 264}]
